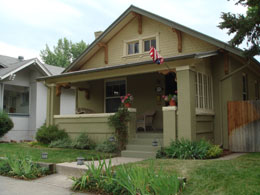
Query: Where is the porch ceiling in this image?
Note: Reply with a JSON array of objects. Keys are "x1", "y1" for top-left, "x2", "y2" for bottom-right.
[{"x1": 37, "y1": 50, "x2": 218, "y2": 84}]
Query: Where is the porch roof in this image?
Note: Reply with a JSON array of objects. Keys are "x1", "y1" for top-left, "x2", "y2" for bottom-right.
[{"x1": 37, "y1": 50, "x2": 218, "y2": 83}]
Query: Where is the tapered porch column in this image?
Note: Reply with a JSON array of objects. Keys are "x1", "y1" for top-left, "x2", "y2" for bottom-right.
[
  {"x1": 46, "y1": 84, "x2": 60, "y2": 126},
  {"x1": 176, "y1": 66, "x2": 196, "y2": 141}
]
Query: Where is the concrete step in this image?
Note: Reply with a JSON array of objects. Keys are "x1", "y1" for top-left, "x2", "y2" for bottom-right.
[
  {"x1": 126, "y1": 144, "x2": 161, "y2": 152},
  {"x1": 129, "y1": 138, "x2": 163, "y2": 145},
  {"x1": 136, "y1": 133, "x2": 163, "y2": 139},
  {"x1": 121, "y1": 150, "x2": 156, "y2": 159},
  {"x1": 56, "y1": 163, "x2": 87, "y2": 178}
]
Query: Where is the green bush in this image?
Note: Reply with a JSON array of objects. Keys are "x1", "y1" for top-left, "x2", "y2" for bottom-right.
[
  {"x1": 157, "y1": 139, "x2": 223, "y2": 159},
  {"x1": 207, "y1": 145, "x2": 223, "y2": 158},
  {"x1": 49, "y1": 137, "x2": 73, "y2": 148},
  {"x1": 72, "y1": 133, "x2": 95, "y2": 149},
  {"x1": 0, "y1": 160, "x2": 11, "y2": 175},
  {"x1": 4, "y1": 154, "x2": 49, "y2": 179},
  {"x1": 36, "y1": 125, "x2": 68, "y2": 144},
  {"x1": 72, "y1": 159, "x2": 182, "y2": 194},
  {"x1": 0, "y1": 111, "x2": 14, "y2": 138},
  {"x1": 96, "y1": 139, "x2": 118, "y2": 153}
]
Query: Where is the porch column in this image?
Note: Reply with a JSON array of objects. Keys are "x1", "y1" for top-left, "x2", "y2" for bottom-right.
[
  {"x1": 176, "y1": 66, "x2": 196, "y2": 141},
  {"x1": 127, "y1": 108, "x2": 137, "y2": 140},
  {"x1": 46, "y1": 84, "x2": 60, "y2": 126},
  {"x1": 162, "y1": 106, "x2": 177, "y2": 147}
]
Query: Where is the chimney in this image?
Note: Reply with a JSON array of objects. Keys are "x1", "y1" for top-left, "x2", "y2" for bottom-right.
[
  {"x1": 18, "y1": 56, "x2": 24, "y2": 61},
  {"x1": 94, "y1": 31, "x2": 103, "y2": 39}
]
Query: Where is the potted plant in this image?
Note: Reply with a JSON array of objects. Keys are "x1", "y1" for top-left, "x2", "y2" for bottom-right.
[
  {"x1": 162, "y1": 94, "x2": 177, "y2": 106},
  {"x1": 120, "y1": 94, "x2": 133, "y2": 108}
]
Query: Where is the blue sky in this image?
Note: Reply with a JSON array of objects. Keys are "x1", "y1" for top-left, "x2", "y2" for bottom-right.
[{"x1": 0, "y1": 0, "x2": 252, "y2": 61}]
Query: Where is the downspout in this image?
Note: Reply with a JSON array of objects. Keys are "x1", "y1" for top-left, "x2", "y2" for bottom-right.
[{"x1": 218, "y1": 59, "x2": 250, "y2": 148}]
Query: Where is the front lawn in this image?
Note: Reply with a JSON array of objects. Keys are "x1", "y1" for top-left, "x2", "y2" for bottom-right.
[
  {"x1": 131, "y1": 153, "x2": 260, "y2": 195},
  {"x1": 0, "y1": 143, "x2": 113, "y2": 163}
]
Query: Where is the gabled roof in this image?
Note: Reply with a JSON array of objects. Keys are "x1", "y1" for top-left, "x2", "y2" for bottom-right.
[
  {"x1": 64, "y1": 5, "x2": 246, "y2": 73},
  {"x1": 0, "y1": 55, "x2": 63, "y2": 81}
]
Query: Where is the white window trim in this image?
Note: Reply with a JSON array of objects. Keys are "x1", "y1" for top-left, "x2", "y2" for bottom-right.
[
  {"x1": 104, "y1": 77, "x2": 127, "y2": 113},
  {"x1": 122, "y1": 33, "x2": 160, "y2": 58},
  {"x1": 195, "y1": 72, "x2": 214, "y2": 115}
]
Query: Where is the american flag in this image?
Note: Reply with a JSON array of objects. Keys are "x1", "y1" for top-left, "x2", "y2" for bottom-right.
[{"x1": 149, "y1": 46, "x2": 164, "y2": 64}]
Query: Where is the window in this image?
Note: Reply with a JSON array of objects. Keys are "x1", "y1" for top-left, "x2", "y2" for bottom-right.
[
  {"x1": 3, "y1": 84, "x2": 29, "y2": 115},
  {"x1": 242, "y1": 73, "x2": 248, "y2": 100},
  {"x1": 255, "y1": 80, "x2": 259, "y2": 100},
  {"x1": 105, "y1": 79, "x2": 126, "y2": 113},
  {"x1": 195, "y1": 72, "x2": 213, "y2": 113},
  {"x1": 144, "y1": 38, "x2": 156, "y2": 52},
  {"x1": 127, "y1": 42, "x2": 139, "y2": 55}
]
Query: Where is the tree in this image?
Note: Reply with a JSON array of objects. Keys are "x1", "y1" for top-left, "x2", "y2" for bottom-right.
[
  {"x1": 40, "y1": 38, "x2": 88, "y2": 67},
  {"x1": 218, "y1": 0, "x2": 260, "y2": 57}
]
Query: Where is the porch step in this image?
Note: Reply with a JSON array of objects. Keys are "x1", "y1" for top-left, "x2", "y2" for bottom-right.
[
  {"x1": 128, "y1": 138, "x2": 163, "y2": 145},
  {"x1": 121, "y1": 150, "x2": 157, "y2": 159},
  {"x1": 136, "y1": 133, "x2": 163, "y2": 139},
  {"x1": 126, "y1": 144, "x2": 161, "y2": 152},
  {"x1": 56, "y1": 163, "x2": 87, "y2": 178}
]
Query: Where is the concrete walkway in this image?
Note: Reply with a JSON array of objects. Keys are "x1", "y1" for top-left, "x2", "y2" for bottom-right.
[
  {"x1": 216, "y1": 153, "x2": 246, "y2": 160},
  {"x1": 0, "y1": 174, "x2": 92, "y2": 195},
  {"x1": 56, "y1": 157, "x2": 144, "y2": 177}
]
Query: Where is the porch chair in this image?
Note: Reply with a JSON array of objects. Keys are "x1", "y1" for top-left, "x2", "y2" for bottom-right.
[{"x1": 136, "y1": 110, "x2": 156, "y2": 132}]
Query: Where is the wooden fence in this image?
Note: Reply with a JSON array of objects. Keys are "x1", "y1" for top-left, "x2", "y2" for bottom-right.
[{"x1": 228, "y1": 100, "x2": 260, "y2": 152}]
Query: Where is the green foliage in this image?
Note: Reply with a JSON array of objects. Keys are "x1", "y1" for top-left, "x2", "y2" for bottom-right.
[
  {"x1": 72, "y1": 159, "x2": 182, "y2": 195},
  {"x1": 36, "y1": 125, "x2": 68, "y2": 144},
  {"x1": 207, "y1": 145, "x2": 223, "y2": 158},
  {"x1": 4, "y1": 154, "x2": 49, "y2": 179},
  {"x1": 0, "y1": 110, "x2": 14, "y2": 138},
  {"x1": 108, "y1": 107, "x2": 130, "y2": 150},
  {"x1": 218, "y1": 0, "x2": 260, "y2": 57},
  {"x1": 72, "y1": 133, "x2": 95, "y2": 149},
  {"x1": 40, "y1": 38, "x2": 88, "y2": 67},
  {"x1": 157, "y1": 139, "x2": 223, "y2": 159},
  {"x1": 48, "y1": 137, "x2": 73, "y2": 148},
  {"x1": 96, "y1": 138, "x2": 118, "y2": 153},
  {"x1": 0, "y1": 160, "x2": 11, "y2": 175}
]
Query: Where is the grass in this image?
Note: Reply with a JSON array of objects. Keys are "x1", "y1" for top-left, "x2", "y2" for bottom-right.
[
  {"x1": 0, "y1": 143, "x2": 113, "y2": 163},
  {"x1": 131, "y1": 153, "x2": 260, "y2": 195}
]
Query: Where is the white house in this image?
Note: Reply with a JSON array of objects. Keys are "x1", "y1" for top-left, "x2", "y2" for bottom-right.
[{"x1": 0, "y1": 55, "x2": 76, "y2": 141}]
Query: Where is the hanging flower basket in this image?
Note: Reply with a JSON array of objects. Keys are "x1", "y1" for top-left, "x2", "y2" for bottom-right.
[{"x1": 120, "y1": 94, "x2": 133, "y2": 108}]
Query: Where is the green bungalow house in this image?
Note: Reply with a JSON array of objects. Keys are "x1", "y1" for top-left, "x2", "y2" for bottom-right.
[{"x1": 38, "y1": 6, "x2": 260, "y2": 158}]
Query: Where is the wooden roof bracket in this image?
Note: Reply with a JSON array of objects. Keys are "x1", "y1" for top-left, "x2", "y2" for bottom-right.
[
  {"x1": 172, "y1": 28, "x2": 182, "y2": 53},
  {"x1": 98, "y1": 42, "x2": 108, "y2": 64},
  {"x1": 56, "y1": 83, "x2": 71, "y2": 96},
  {"x1": 132, "y1": 12, "x2": 142, "y2": 34}
]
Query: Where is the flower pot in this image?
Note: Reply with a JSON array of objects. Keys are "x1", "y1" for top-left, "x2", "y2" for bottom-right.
[
  {"x1": 124, "y1": 103, "x2": 131, "y2": 108},
  {"x1": 169, "y1": 100, "x2": 176, "y2": 106}
]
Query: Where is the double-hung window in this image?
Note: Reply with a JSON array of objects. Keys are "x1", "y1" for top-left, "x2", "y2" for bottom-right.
[
  {"x1": 143, "y1": 38, "x2": 156, "y2": 52},
  {"x1": 195, "y1": 72, "x2": 213, "y2": 114},
  {"x1": 105, "y1": 79, "x2": 126, "y2": 113},
  {"x1": 127, "y1": 42, "x2": 139, "y2": 55}
]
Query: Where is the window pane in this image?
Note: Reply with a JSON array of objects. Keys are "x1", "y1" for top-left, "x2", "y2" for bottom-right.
[
  {"x1": 203, "y1": 75, "x2": 208, "y2": 109},
  {"x1": 134, "y1": 42, "x2": 139, "y2": 53},
  {"x1": 144, "y1": 40, "x2": 150, "y2": 52},
  {"x1": 128, "y1": 43, "x2": 133, "y2": 55},
  {"x1": 106, "y1": 80, "x2": 126, "y2": 98},
  {"x1": 106, "y1": 98, "x2": 121, "y2": 113},
  {"x1": 3, "y1": 85, "x2": 29, "y2": 114},
  {"x1": 151, "y1": 39, "x2": 156, "y2": 48}
]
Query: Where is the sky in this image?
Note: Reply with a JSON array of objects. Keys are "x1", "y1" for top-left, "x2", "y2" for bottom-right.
[{"x1": 0, "y1": 0, "x2": 254, "y2": 61}]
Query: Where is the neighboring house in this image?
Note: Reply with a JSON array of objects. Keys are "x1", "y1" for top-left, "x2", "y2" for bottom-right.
[
  {"x1": 0, "y1": 55, "x2": 75, "y2": 141},
  {"x1": 38, "y1": 6, "x2": 260, "y2": 157}
]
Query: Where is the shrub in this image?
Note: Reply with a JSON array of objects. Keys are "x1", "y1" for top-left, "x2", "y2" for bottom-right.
[
  {"x1": 0, "y1": 160, "x2": 11, "y2": 175},
  {"x1": 96, "y1": 139, "x2": 118, "y2": 153},
  {"x1": 72, "y1": 159, "x2": 182, "y2": 194},
  {"x1": 0, "y1": 111, "x2": 14, "y2": 138},
  {"x1": 207, "y1": 145, "x2": 223, "y2": 158},
  {"x1": 49, "y1": 137, "x2": 73, "y2": 148},
  {"x1": 5, "y1": 154, "x2": 49, "y2": 179},
  {"x1": 72, "y1": 133, "x2": 95, "y2": 149},
  {"x1": 36, "y1": 125, "x2": 68, "y2": 144}
]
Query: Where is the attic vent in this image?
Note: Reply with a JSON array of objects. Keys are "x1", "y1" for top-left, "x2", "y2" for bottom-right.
[
  {"x1": 94, "y1": 31, "x2": 103, "y2": 39},
  {"x1": 18, "y1": 56, "x2": 24, "y2": 61}
]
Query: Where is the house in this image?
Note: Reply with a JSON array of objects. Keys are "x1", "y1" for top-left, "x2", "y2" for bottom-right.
[
  {"x1": 38, "y1": 5, "x2": 260, "y2": 157},
  {"x1": 0, "y1": 55, "x2": 76, "y2": 141}
]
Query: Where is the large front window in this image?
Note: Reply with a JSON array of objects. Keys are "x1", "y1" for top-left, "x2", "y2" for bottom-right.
[
  {"x1": 3, "y1": 85, "x2": 29, "y2": 115},
  {"x1": 105, "y1": 80, "x2": 126, "y2": 113}
]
